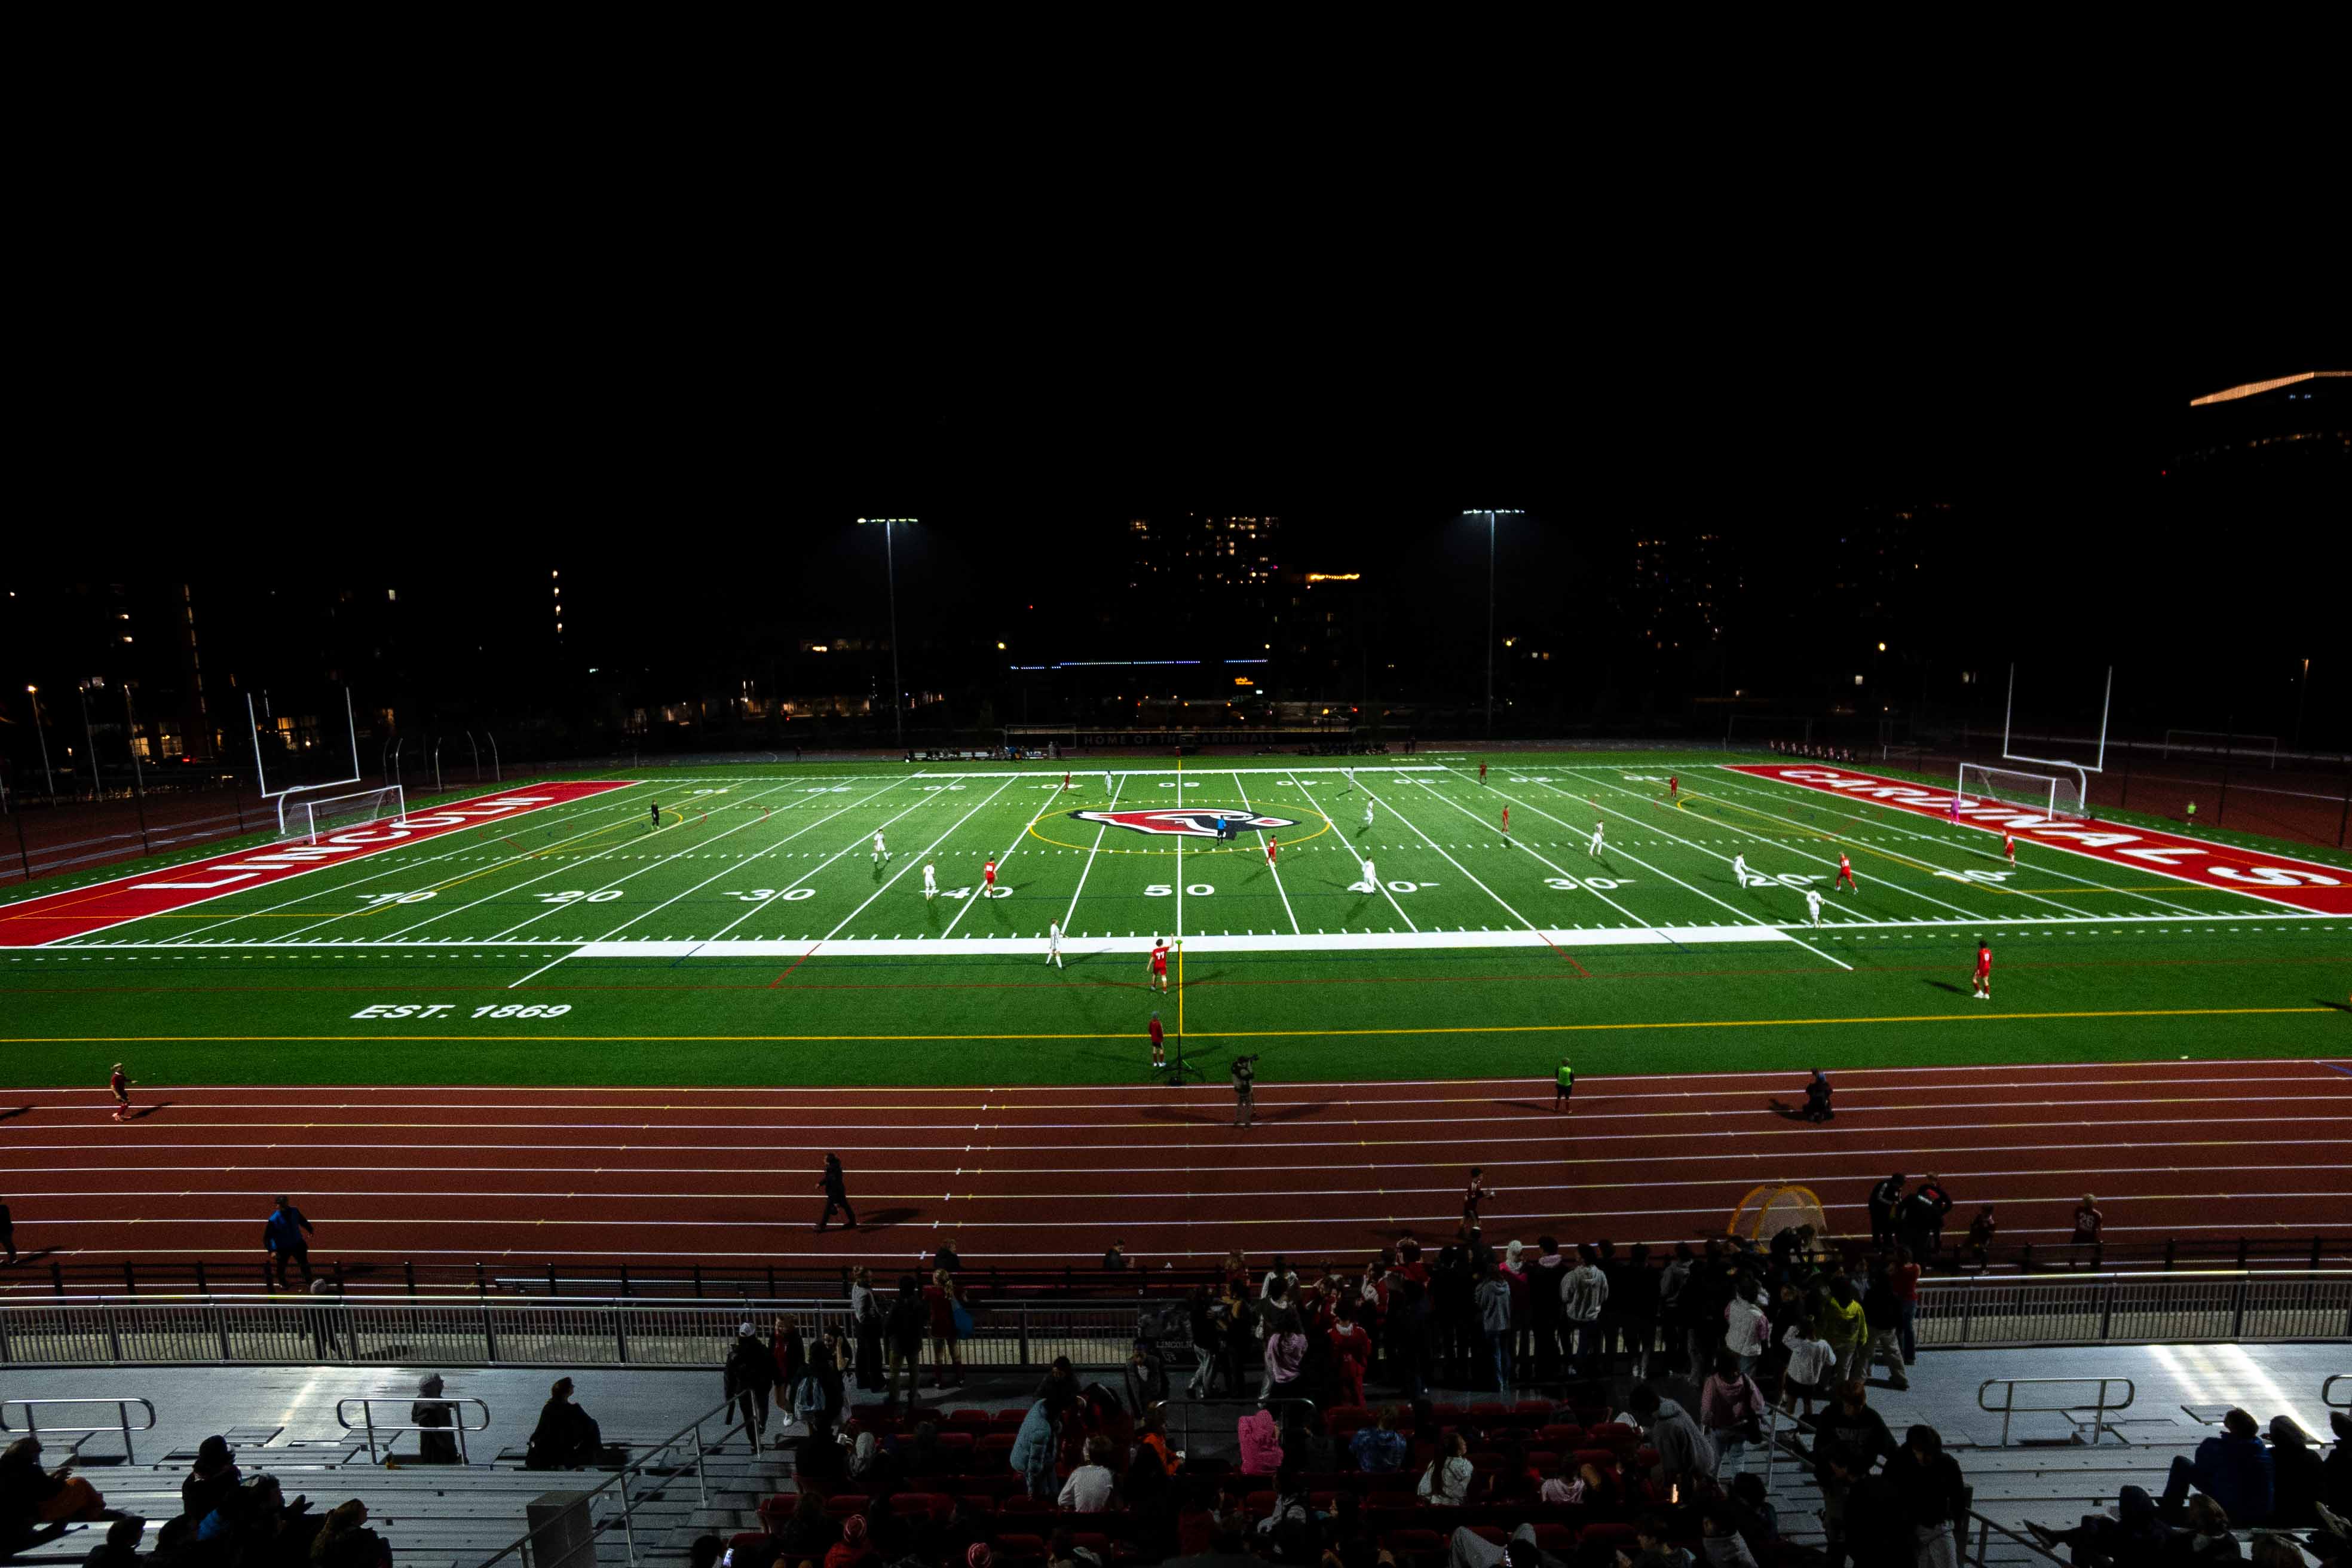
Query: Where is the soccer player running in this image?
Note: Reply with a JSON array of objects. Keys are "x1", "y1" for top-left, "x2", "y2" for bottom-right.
[
  {"x1": 1148, "y1": 938, "x2": 1171, "y2": 993},
  {"x1": 1731, "y1": 853, "x2": 1748, "y2": 887},
  {"x1": 1501, "y1": 805, "x2": 1510, "y2": 837},
  {"x1": 1668, "y1": 774, "x2": 1678, "y2": 800},
  {"x1": 922, "y1": 862, "x2": 938, "y2": 899},
  {"x1": 1342, "y1": 765, "x2": 1355, "y2": 794},
  {"x1": 1046, "y1": 921, "x2": 1065, "y2": 968},
  {"x1": 1358, "y1": 856, "x2": 1377, "y2": 892},
  {"x1": 109, "y1": 1062, "x2": 134, "y2": 1123},
  {"x1": 2003, "y1": 831, "x2": 2016, "y2": 867},
  {"x1": 1587, "y1": 820, "x2": 1605, "y2": 858},
  {"x1": 650, "y1": 801, "x2": 661, "y2": 829},
  {"x1": 1971, "y1": 940, "x2": 1992, "y2": 1000},
  {"x1": 1478, "y1": 761, "x2": 1487, "y2": 785},
  {"x1": 983, "y1": 858, "x2": 998, "y2": 895},
  {"x1": 1265, "y1": 835, "x2": 1279, "y2": 869},
  {"x1": 872, "y1": 831, "x2": 890, "y2": 866},
  {"x1": 1362, "y1": 800, "x2": 1374, "y2": 834},
  {"x1": 1806, "y1": 887, "x2": 1824, "y2": 926},
  {"x1": 1835, "y1": 851, "x2": 1856, "y2": 892}
]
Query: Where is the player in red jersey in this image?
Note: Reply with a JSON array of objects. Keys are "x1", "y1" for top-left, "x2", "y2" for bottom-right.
[
  {"x1": 1062, "y1": 771, "x2": 1071, "y2": 792},
  {"x1": 1835, "y1": 852, "x2": 1856, "y2": 891},
  {"x1": 983, "y1": 858, "x2": 997, "y2": 892},
  {"x1": 1478, "y1": 762, "x2": 1487, "y2": 785},
  {"x1": 2002, "y1": 831, "x2": 2016, "y2": 866},
  {"x1": 1501, "y1": 806, "x2": 1510, "y2": 836},
  {"x1": 1265, "y1": 835, "x2": 1279, "y2": 868},
  {"x1": 1149, "y1": 1011, "x2": 1165, "y2": 1068},
  {"x1": 1971, "y1": 940, "x2": 1993, "y2": 1000},
  {"x1": 109, "y1": 1062, "x2": 134, "y2": 1123},
  {"x1": 1149, "y1": 938, "x2": 1171, "y2": 994}
]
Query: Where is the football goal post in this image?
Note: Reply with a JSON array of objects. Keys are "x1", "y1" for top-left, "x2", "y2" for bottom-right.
[
  {"x1": 284, "y1": 785, "x2": 406, "y2": 845},
  {"x1": 1957, "y1": 761, "x2": 2083, "y2": 822}
]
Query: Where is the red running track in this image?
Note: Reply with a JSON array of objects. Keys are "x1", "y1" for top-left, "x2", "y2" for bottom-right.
[{"x1": 1, "y1": 1059, "x2": 2349, "y2": 1273}]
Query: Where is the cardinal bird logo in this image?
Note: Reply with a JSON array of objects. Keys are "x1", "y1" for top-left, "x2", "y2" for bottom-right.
[{"x1": 1068, "y1": 808, "x2": 1300, "y2": 840}]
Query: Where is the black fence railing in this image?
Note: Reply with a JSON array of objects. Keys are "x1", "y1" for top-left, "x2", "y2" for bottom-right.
[{"x1": 5, "y1": 1233, "x2": 2347, "y2": 1303}]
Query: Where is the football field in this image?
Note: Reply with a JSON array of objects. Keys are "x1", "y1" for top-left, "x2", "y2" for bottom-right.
[{"x1": 4, "y1": 752, "x2": 2348, "y2": 1089}]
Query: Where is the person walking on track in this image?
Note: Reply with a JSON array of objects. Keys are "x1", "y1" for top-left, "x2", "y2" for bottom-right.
[
  {"x1": 264, "y1": 1196, "x2": 315, "y2": 1290},
  {"x1": 1554, "y1": 1056, "x2": 1575, "y2": 1111},
  {"x1": 109, "y1": 1063, "x2": 134, "y2": 1122},
  {"x1": 1149, "y1": 1011, "x2": 1165, "y2": 1070},
  {"x1": 1232, "y1": 1055, "x2": 1257, "y2": 1128},
  {"x1": 816, "y1": 1154, "x2": 858, "y2": 1232}
]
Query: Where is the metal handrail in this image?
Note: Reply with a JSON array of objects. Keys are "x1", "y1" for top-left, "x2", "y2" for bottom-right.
[
  {"x1": 2325, "y1": 1374, "x2": 2351, "y2": 1410},
  {"x1": 1977, "y1": 1377, "x2": 2135, "y2": 1447},
  {"x1": 0, "y1": 1396, "x2": 159, "y2": 1464},
  {"x1": 472, "y1": 1395, "x2": 731, "y2": 1568},
  {"x1": 334, "y1": 1396, "x2": 491, "y2": 1465}
]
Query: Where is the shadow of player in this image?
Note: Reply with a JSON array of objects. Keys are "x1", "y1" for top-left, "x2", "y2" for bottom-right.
[
  {"x1": 1924, "y1": 979, "x2": 1968, "y2": 995},
  {"x1": 0, "y1": 1105, "x2": 34, "y2": 1122},
  {"x1": 121, "y1": 1102, "x2": 173, "y2": 1122}
]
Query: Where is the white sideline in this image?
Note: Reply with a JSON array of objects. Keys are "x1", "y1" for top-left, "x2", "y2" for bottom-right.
[{"x1": 565, "y1": 925, "x2": 1791, "y2": 958}]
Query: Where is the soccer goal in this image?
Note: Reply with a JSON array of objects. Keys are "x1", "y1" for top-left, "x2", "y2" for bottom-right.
[
  {"x1": 284, "y1": 785, "x2": 406, "y2": 844},
  {"x1": 1957, "y1": 762, "x2": 2084, "y2": 822}
]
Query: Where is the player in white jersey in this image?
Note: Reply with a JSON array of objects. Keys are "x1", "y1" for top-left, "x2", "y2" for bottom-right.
[
  {"x1": 922, "y1": 862, "x2": 937, "y2": 899},
  {"x1": 1343, "y1": 766, "x2": 1355, "y2": 794},
  {"x1": 872, "y1": 831, "x2": 890, "y2": 865},
  {"x1": 1587, "y1": 822, "x2": 1605, "y2": 858},
  {"x1": 1046, "y1": 920, "x2": 1064, "y2": 967},
  {"x1": 1359, "y1": 857, "x2": 1377, "y2": 892},
  {"x1": 1362, "y1": 800, "x2": 1374, "y2": 831},
  {"x1": 1731, "y1": 853, "x2": 1748, "y2": 886},
  {"x1": 1805, "y1": 887, "x2": 1823, "y2": 926}
]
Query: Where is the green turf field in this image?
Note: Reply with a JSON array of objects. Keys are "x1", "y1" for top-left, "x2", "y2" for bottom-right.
[{"x1": 4, "y1": 752, "x2": 2347, "y2": 1088}]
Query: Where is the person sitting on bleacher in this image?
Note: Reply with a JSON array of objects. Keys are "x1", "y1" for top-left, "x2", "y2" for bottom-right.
[
  {"x1": 80, "y1": 1515, "x2": 146, "y2": 1568},
  {"x1": 310, "y1": 1499, "x2": 391, "y2": 1568},
  {"x1": 823, "y1": 1512, "x2": 876, "y2": 1568},
  {"x1": 1059, "y1": 1435, "x2": 1119, "y2": 1512},
  {"x1": 1349, "y1": 1405, "x2": 1408, "y2": 1473},
  {"x1": 2167, "y1": 1497, "x2": 2243, "y2": 1566},
  {"x1": 2160, "y1": 1410, "x2": 2273, "y2": 1529},
  {"x1": 2263, "y1": 1416, "x2": 2323, "y2": 1529},
  {"x1": 0, "y1": 1437, "x2": 109, "y2": 1545},
  {"x1": 2027, "y1": 1483, "x2": 2175, "y2": 1568},
  {"x1": 1448, "y1": 1523, "x2": 1571, "y2": 1568},
  {"x1": 215, "y1": 1473, "x2": 316, "y2": 1565},
  {"x1": 525, "y1": 1377, "x2": 606, "y2": 1471},
  {"x1": 182, "y1": 1435, "x2": 243, "y2": 1523}
]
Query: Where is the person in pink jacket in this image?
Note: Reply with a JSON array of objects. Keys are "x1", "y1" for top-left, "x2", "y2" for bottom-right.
[{"x1": 1237, "y1": 1407, "x2": 1285, "y2": 1476}]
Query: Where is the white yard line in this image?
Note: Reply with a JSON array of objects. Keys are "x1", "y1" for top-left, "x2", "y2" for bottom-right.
[
  {"x1": 828, "y1": 776, "x2": 1021, "y2": 940},
  {"x1": 161, "y1": 783, "x2": 666, "y2": 943},
  {"x1": 1291, "y1": 770, "x2": 1417, "y2": 931},
  {"x1": 1357, "y1": 780, "x2": 1551, "y2": 935},
  {"x1": 1233, "y1": 771, "x2": 1301, "y2": 935},
  {"x1": 450, "y1": 777, "x2": 810, "y2": 942},
  {"x1": 1413, "y1": 777, "x2": 1852, "y2": 970},
  {"x1": 690, "y1": 778, "x2": 925, "y2": 945},
  {"x1": 940, "y1": 783, "x2": 1052, "y2": 940},
  {"x1": 1544, "y1": 768, "x2": 1993, "y2": 924},
  {"x1": 1698, "y1": 768, "x2": 2204, "y2": 918},
  {"x1": 1061, "y1": 775, "x2": 1126, "y2": 932}
]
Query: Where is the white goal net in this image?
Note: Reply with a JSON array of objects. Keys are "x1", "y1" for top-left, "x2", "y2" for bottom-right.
[
  {"x1": 1956, "y1": 762, "x2": 2082, "y2": 823},
  {"x1": 284, "y1": 785, "x2": 406, "y2": 844}
]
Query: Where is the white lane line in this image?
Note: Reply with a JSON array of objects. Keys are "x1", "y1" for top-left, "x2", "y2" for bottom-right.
[
  {"x1": 1358, "y1": 779, "x2": 1551, "y2": 936},
  {"x1": 1234, "y1": 771, "x2": 1300, "y2": 935},
  {"x1": 1061, "y1": 774, "x2": 1126, "y2": 932}
]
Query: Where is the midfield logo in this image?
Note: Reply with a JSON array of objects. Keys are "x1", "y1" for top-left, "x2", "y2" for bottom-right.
[{"x1": 1068, "y1": 808, "x2": 1300, "y2": 840}]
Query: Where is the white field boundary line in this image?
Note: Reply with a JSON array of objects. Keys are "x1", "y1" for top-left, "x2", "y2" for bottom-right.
[
  {"x1": 938, "y1": 781, "x2": 1052, "y2": 940},
  {"x1": 462, "y1": 776, "x2": 814, "y2": 944},
  {"x1": 1417, "y1": 774, "x2": 1850, "y2": 971},
  {"x1": 558, "y1": 927, "x2": 1786, "y2": 958},
  {"x1": 1232, "y1": 771, "x2": 1301, "y2": 935},
  {"x1": 21, "y1": 904, "x2": 2340, "y2": 954},
  {"x1": 912, "y1": 765, "x2": 1451, "y2": 780},
  {"x1": 829, "y1": 776, "x2": 1022, "y2": 941},
  {"x1": 141, "y1": 783, "x2": 670, "y2": 946},
  {"x1": 1363, "y1": 776, "x2": 1652, "y2": 950},
  {"x1": 17, "y1": 1163, "x2": 2348, "y2": 1203},
  {"x1": 1544, "y1": 770, "x2": 1998, "y2": 926},
  {"x1": 1691, "y1": 768, "x2": 2202, "y2": 919},
  {"x1": 1060, "y1": 774, "x2": 1125, "y2": 932},
  {"x1": 1711, "y1": 764, "x2": 2328, "y2": 917},
  {"x1": 503, "y1": 777, "x2": 927, "y2": 988},
  {"x1": 1283, "y1": 768, "x2": 1416, "y2": 932}
]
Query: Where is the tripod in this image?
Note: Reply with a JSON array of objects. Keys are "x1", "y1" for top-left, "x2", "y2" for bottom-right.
[{"x1": 1162, "y1": 1023, "x2": 1204, "y2": 1085}]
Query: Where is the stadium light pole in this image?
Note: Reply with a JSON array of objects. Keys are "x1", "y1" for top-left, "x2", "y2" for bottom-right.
[
  {"x1": 26, "y1": 687, "x2": 55, "y2": 797},
  {"x1": 1465, "y1": 511, "x2": 1524, "y2": 737},
  {"x1": 859, "y1": 518, "x2": 916, "y2": 752},
  {"x1": 76, "y1": 678, "x2": 103, "y2": 801}
]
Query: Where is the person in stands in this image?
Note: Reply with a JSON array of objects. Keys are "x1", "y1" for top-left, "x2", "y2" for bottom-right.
[
  {"x1": 2159, "y1": 1408, "x2": 2273, "y2": 1527},
  {"x1": 526, "y1": 1378, "x2": 604, "y2": 1470}
]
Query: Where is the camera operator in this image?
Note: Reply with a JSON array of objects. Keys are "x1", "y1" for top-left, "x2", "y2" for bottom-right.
[{"x1": 1232, "y1": 1054, "x2": 1257, "y2": 1128}]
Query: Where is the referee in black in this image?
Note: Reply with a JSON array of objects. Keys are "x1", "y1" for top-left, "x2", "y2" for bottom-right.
[
  {"x1": 1232, "y1": 1055, "x2": 1257, "y2": 1128},
  {"x1": 650, "y1": 800, "x2": 660, "y2": 829},
  {"x1": 816, "y1": 1153, "x2": 857, "y2": 1232}
]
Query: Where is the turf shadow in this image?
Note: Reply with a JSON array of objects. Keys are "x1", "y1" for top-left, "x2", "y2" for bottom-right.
[
  {"x1": 854, "y1": 1206, "x2": 921, "y2": 1230},
  {"x1": 122, "y1": 1101, "x2": 173, "y2": 1122},
  {"x1": 1923, "y1": 980, "x2": 1968, "y2": 996},
  {"x1": 2316, "y1": 999, "x2": 2352, "y2": 1013}
]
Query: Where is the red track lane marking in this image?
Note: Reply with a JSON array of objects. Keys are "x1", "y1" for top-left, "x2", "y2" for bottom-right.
[
  {"x1": 1723, "y1": 762, "x2": 2352, "y2": 914},
  {"x1": 768, "y1": 942, "x2": 823, "y2": 988}
]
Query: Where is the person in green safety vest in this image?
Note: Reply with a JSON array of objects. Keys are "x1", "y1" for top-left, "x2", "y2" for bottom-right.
[{"x1": 1554, "y1": 1057, "x2": 1576, "y2": 1112}]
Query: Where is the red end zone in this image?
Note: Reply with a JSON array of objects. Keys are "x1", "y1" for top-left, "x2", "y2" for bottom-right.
[
  {"x1": 1723, "y1": 763, "x2": 2352, "y2": 915},
  {"x1": 0, "y1": 782, "x2": 636, "y2": 947}
]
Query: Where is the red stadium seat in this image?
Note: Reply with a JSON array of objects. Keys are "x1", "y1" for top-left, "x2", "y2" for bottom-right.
[
  {"x1": 1002, "y1": 1496, "x2": 1054, "y2": 1516},
  {"x1": 978, "y1": 1434, "x2": 1017, "y2": 1465},
  {"x1": 994, "y1": 1409, "x2": 1029, "y2": 1428},
  {"x1": 1468, "y1": 1403, "x2": 1511, "y2": 1425},
  {"x1": 1385, "y1": 1528, "x2": 1447, "y2": 1567},
  {"x1": 1587, "y1": 1422, "x2": 1639, "y2": 1452},
  {"x1": 1535, "y1": 1524, "x2": 1577, "y2": 1554},
  {"x1": 1540, "y1": 1424, "x2": 1585, "y2": 1449},
  {"x1": 1582, "y1": 1523, "x2": 1637, "y2": 1552},
  {"x1": 1245, "y1": 1491, "x2": 1276, "y2": 1518},
  {"x1": 993, "y1": 1532, "x2": 1046, "y2": 1567},
  {"x1": 1511, "y1": 1401, "x2": 1555, "y2": 1422},
  {"x1": 825, "y1": 1494, "x2": 869, "y2": 1518}
]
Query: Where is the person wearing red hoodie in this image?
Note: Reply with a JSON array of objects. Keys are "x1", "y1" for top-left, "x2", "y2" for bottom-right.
[
  {"x1": 825, "y1": 1514, "x2": 875, "y2": 1568},
  {"x1": 1330, "y1": 1301, "x2": 1371, "y2": 1408}
]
